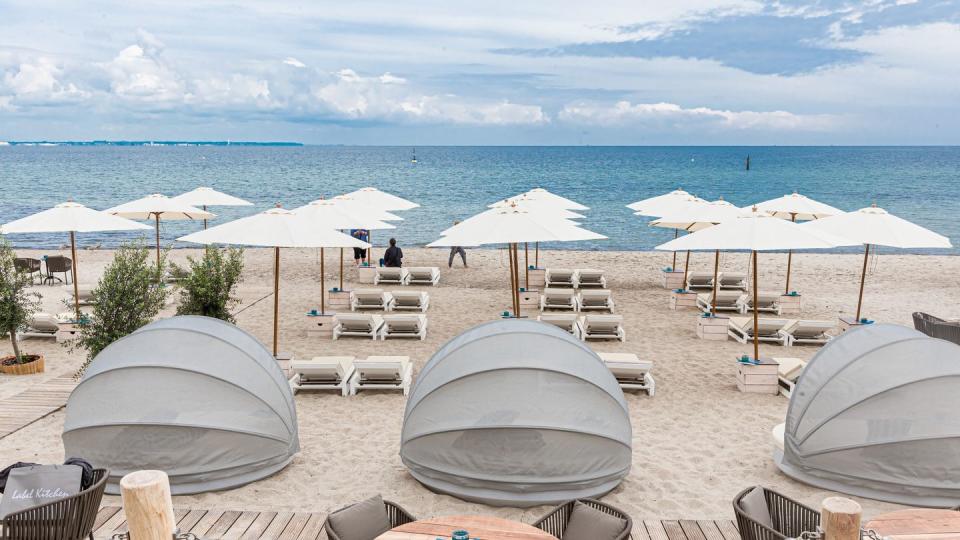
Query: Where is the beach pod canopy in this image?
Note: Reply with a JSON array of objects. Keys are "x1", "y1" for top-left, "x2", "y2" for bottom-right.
[
  {"x1": 400, "y1": 320, "x2": 632, "y2": 507},
  {"x1": 776, "y1": 324, "x2": 960, "y2": 506},
  {"x1": 63, "y1": 316, "x2": 299, "y2": 495}
]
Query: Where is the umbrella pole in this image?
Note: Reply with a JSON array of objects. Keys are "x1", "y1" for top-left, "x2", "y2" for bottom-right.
[
  {"x1": 320, "y1": 248, "x2": 326, "y2": 314},
  {"x1": 514, "y1": 244, "x2": 521, "y2": 316},
  {"x1": 70, "y1": 231, "x2": 81, "y2": 321},
  {"x1": 507, "y1": 244, "x2": 517, "y2": 316},
  {"x1": 154, "y1": 214, "x2": 162, "y2": 276},
  {"x1": 203, "y1": 205, "x2": 208, "y2": 230},
  {"x1": 711, "y1": 249, "x2": 719, "y2": 314},
  {"x1": 682, "y1": 250, "x2": 690, "y2": 290},
  {"x1": 339, "y1": 248, "x2": 344, "y2": 291},
  {"x1": 524, "y1": 242, "x2": 529, "y2": 289},
  {"x1": 273, "y1": 247, "x2": 280, "y2": 357},
  {"x1": 784, "y1": 214, "x2": 795, "y2": 294},
  {"x1": 671, "y1": 229, "x2": 677, "y2": 268},
  {"x1": 855, "y1": 243, "x2": 870, "y2": 321},
  {"x1": 535, "y1": 242, "x2": 539, "y2": 267},
  {"x1": 752, "y1": 250, "x2": 759, "y2": 361}
]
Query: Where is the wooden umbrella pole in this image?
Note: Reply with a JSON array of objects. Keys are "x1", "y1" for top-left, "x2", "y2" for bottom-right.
[
  {"x1": 671, "y1": 229, "x2": 678, "y2": 268},
  {"x1": 339, "y1": 248, "x2": 344, "y2": 290},
  {"x1": 273, "y1": 247, "x2": 280, "y2": 357},
  {"x1": 515, "y1": 243, "x2": 522, "y2": 315},
  {"x1": 535, "y1": 242, "x2": 539, "y2": 267},
  {"x1": 154, "y1": 214, "x2": 162, "y2": 275},
  {"x1": 524, "y1": 242, "x2": 529, "y2": 289},
  {"x1": 752, "y1": 250, "x2": 760, "y2": 361},
  {"x1": 855, "y1": 243, "x2": 870, "y2": 321},
  {"x1": 70, "y1": 231, "x2": 81, "y2": 321},
  {"x1": 203, "y1": 205, "x2": 208, "y2": 230},
  {"x1": 682, "y1": 250, "x2": 691, "y2": 290},
  {"x1": 320, "y1": 248, "x2": 326, "y2": 314},
  {"x1": 710, "y1": 249, "x2": 719, "y2": 314},
  {"x1": 785, "y1": 214, "x2": 796, "y2": 294},
  {"x1": 507, "y1": 244, "x2": 517, "y2": 316}
]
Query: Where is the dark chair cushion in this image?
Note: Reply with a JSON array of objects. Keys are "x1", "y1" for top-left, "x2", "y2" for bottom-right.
[
  {"x1": 741, "y1": 486, "x2": 774, "y2": 529},
  {"x1": 327, "y1": 495, "x2": 393, "y2": 540},
  {"x1": 562, "y1": 501, "x2": 627, "y2": 540}
]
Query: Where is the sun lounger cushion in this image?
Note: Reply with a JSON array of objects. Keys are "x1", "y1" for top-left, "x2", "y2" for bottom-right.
[
  {"x1": 739, "y1": 486, "x2": 774, "y2": 529},
  {"x1": 562, "y1": 501, "x2": 629, "y2": 540},
  {"x1": 776, "y1": 357, "x2": 807, "y2": 381},
  {"x1": 326, "y1": 495, "x2": 392, "y2": 540},
  {"x1": 28, "y1": 313, "x2": 60, "y2": 333}
]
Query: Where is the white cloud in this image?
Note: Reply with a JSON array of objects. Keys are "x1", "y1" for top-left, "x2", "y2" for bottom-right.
[
  {"x1": 188, "y1": 75, "x2": 272, "y2": 107},
  {"x1": 2, "y1": 57, "x2": 87, "y2": 103},
  {"x1": 558, "y1": 100, "x2": 837, "y2": 130},
  {"x1": 102, "y1": 32, "x2": 184, "y2": 103},
  {"x1": 282, "y1": 57, "x2": 306, "y2": 68}
]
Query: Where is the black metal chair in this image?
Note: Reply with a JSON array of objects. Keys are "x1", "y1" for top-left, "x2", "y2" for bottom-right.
[
  {"x1": 0, "y1": 468, "x2": 108, "y2": 540},
  {"x1": 14, "y1": 258, "x2": 43, "y2": 284},
  {"x1": 43, "y1": 256, "x2": 73, "y2": 285},
  {"x1": 913, "y1": 312, "x2": 960, "y2": 345},
  {"x1": 322, "y1": 498, "x2": 416, "y2": 540},
  {"x1": 733, "y1": 486, "x2": 820, "y2": 540},
  {"x1": 533, "y1": 498, "x2": 633, "y2": 539}
]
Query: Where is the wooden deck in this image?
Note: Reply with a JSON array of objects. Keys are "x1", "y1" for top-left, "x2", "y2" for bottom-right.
[
  {"x1": 0, "y1": 375, "x2": 76, "y2": 438},
  {"x1": 92, "y1": 506, "x2": 740, "y2": 539}
]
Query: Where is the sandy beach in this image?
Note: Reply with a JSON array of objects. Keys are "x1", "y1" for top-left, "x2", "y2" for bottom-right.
[{"x1": 2, "y1": 246, "x2": 957, "y2": 523}]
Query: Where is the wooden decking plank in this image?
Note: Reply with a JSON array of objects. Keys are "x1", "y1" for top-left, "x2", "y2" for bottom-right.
[
  {"x1": 189, "y1": 509, "x2": 225, "y2": 536},
  {"x1": 663, "y1": 520, "x2": 688, "y2": 540},
  {"x1": 91, "y1": 506, "x2": 121, "y2": 532},
  {"x1": 92, "y1": 506, "x2": 127, "y2": 538},
  {"x1": 0, "y1": 376, "x2": 77, "y2": 439},
  {"x1": 260, "y1": 512, "x2": 295, "y2": 539},
  {"x1": 240, "y1": 511, "x2": 278, "y2": 540},
  {"x1": 645, "y1": 520, "x2": 671, "y2": 540},
  {"x1": 696, "y1": 520, "x2": 727, "y2": 540},
  {"x1": 177, "y1": 509, "x2": 208, "y2": 532},
  {"x1": 680, "y1": 520, "x2": 708, "y2": 540},
  {"x1": 296, "y1": 514, "x2": 327, "y2": 540},
  {"x1": 277, "y1": 512, "x2": 310, "y2": 540},
  {"x1": 204, "y1": 510, "x2": 243, "y2": 538},
  {"x1": 631, "y1": 521, "x2": 652, "y2": 540},
  {"x1": 223, "y1": 511, "x2": 261, "y2": 539},
  {"x1": 716, "y1": 519, "x2": 742, "y2": 540}
]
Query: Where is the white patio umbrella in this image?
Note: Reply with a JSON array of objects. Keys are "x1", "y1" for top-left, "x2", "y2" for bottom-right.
[
  {"x1": 294, "y1": 198, "x2": 396, "y2": 293},
  {"x1": 753, "y1": 192, "x2": 844, "y2": 293},
  {"x1": 631, "y1": 191, "x2": 707, "y2": 270},
  {"x1": 804, "y1": 205, "x2": 951, "y2": 321},
  {"x1": 344, "y1": 187, "x2": 419, "y2": 211},
  {"x1": 173, "y1": 187, "x2": 253, "y2": 229},
  {"x1": 429, "y1": 206, "x2": 605, "y2": 316},
  {"x1": 178, "y1": 205, "x2": 369, "y2": 355},
  {"x1": 507, "y1": 188, "x2": 589, "y2": 211},
  {"x1": 1, "y1": 201, "x2": 151, "y2": 319},
  {"x1": 657, "y1": 207, "x2": 853, "y2": 360},
  {"x1": 332, "y1": 193, "x2": 406, "y2": 255},
  {"x1": 106, "y1": 194, "x2": 214, "y2": 272}
]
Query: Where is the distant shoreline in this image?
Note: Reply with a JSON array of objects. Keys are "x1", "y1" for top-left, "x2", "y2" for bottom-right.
[{"x1": 0, "y1": 140, "x2": 303, "y2": 147}]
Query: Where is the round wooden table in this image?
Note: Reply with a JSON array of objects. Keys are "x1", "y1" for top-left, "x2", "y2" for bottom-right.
[
  {"x1": 375, "y1": 515, "x2": 558, "y2": 539},
  {"x1": 865, "y1": 509, "x2": 960, "y2": 538}
]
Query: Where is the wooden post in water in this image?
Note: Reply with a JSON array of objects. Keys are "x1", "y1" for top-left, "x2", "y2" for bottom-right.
[
  {"x1": 119, "y1": 470, "x2": 176, "y2": 540},
  {"x1": 821, "y1": 496, "x2": 862, "y2": 540},
  {"x1": 745, "y1": 155, "x2": 751, "y2": 171}
]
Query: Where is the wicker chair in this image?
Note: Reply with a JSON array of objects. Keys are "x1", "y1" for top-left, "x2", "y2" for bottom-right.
[
  {"x1": 532, "y1": 498, "x2": 633, "y2": 539},
  {"x1": 913, "y1": 312, "x2": 960, "y2": 345},
  {"x1": 733, "y1": 486, "x2": 820, "y2": 540},
  {"x1": 0, "y1": 468, "x2": 108, "y2": 540},
  {"x1": 43, "y1": 256, "x2": 73, "y2": 285},
  {"x1": 322, "y1": 499, "x2": 416, "y2": 540},
  {"x1": 14, "y1": 258, "x2": 43, "y2": 284}
]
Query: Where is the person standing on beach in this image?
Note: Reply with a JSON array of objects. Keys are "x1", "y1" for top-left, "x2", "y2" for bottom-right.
[
  {"x1": 448, "y1": 221, "x2": 468, "y2": 268},
  {"x1": 383, "y1": 238, "x2": 403, "y2": 267},
  {"x1": 351, "y1": 228, "x2": 369, "y2": 265}
]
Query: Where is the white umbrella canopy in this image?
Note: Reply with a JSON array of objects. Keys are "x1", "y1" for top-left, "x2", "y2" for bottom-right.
[
  {"x1": 173, "y1": 187, "x2": 253, "y2": 230},
  {"x1": 106, "y1": 194, "x2": 215, "y2": 271},
  {"x1": 627, "y1": 189, "x2": 699, "y2": 214},
  {"x1": 488, "y1": 197, "x2": 586, "y2": 220},
  {"x1": 1, "y1": 201, "x2": 152, "y2": 319},
  {"x1": 753, "y1": 192, "x2": 843, "y2": 221},
  {"x1": 656, "y1": 208, "x2": 854, "y2": 360},
  {"x1": 503, "y1": 188, "x2": 589, "y2": 211},
  {"x1": 344, "y1": 187, "x2": 419, "y2": 211},
  {"x1": 803, "y1": 205, "x2": 952, "y2": 320},
  {"x1": 178, "y1": 206, "x2": 369, "y2": 354}
]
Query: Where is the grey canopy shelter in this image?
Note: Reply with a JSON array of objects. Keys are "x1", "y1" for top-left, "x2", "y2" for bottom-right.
[
  {"x1": 400, "y1": 320, "x2": 632, "y2": 507},
  {"x1": 62, "y1": 316, "x2": 299, "y2": 495},
  {"x1": 776, "y1": 323, "x2": 960, "y2": 507}
]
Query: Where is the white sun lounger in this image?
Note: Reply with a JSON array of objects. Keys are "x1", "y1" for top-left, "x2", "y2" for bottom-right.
[
  {"x1": 774, "y1": 357, "x2": 807, "y2": 397},
  {"x1": 406, "y1": 267, "x2": 440, "y2": 286},
  {"x1": 727, "y1": 316, "x2": 790, "y2": 345},
  {"x1": 780, "y1": 319, "x2": 834, "y2": 346},
  {"x1": 686, "y1": 272, "x2": 715, "y2": 291},
  {"x1": 737, "y1": 291, "x2": 782, "y2": 315},
  {"x1": 333, "y1": 314, "x2": 384, "y2": 340},
  {"x1": 67, "y1": 284, "x2": 96, "y2": 306},
  {"x1": 696, "y1": 290, "x2": 742, "y2": 314},
  {"x1": 545, "y1": 268, "x2": 578, "y2": 288},
  {"x1": 374, "y1": 267, "x2": 410, "y2": 285},
  {"x1": 580, "y1": 314, "x2": 625, "y2": 342},
  {"x1": 537, "y1": 313, "x2": 582, "y2": 338},
  {"x1": 381, "y1": 314, "x2": 428, "y2": 340},
  {"x1": 577, "y1": 269, "x2": 606, "y2": 288},
  {"x1": 578, "y1": 289, "x2": 615, "y2": 312},
  {"x1": 351, "y1": 289, "x2": 394, "y2": 311},
  {"x1": 18, "y1": 312, "x2": 60, "y2": 339},
  {"x1": 391, "y1": 290, "x2": 429, "y2": 312},
  {"x1": 719, "y1": 272, "x2": 748, "y2": 291},
  {"x1": 349, "y1": 356, "x2": 413, "y2": 395},
  {"x1": 598, "y1": 352, "x2": 655, "y2": 395},
  {"x1": 541, "y1": 288, "x2": 579, "y2": 311},
  {"x1": 289, "y1": 356, "x2": 355, "y2": 396}
]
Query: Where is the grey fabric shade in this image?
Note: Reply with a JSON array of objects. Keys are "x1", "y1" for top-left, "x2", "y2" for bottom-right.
[
  {"x1": 400, "y1": 320, "x2": 632, "y2": 507},
  {"x1": 776, "y1": 323, "x2": 960, "y2": 506},
  {"x1": 62, "y1": 316, "x2": 299, "y2": 495}
]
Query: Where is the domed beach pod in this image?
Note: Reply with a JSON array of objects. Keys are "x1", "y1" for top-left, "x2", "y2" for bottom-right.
[
  {"x1": 400, "y1": 320, "x2": 632, "y2": 507},
  {"x1": 62, "y1": 316, "x2": 300, "y2": 495},
  {"x1": 776, "y1": 323, "x2": 960, "y2": 506}
]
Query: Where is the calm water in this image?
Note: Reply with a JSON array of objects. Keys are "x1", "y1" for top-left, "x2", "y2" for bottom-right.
[{"x1": 2, "y1": 145, "x2": 958, "y2": 253}]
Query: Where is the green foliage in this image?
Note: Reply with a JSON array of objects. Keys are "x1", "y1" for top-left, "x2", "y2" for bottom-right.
[
  {"x1": 173, "y1": 246, "x2": 244, "y2": 322},
  {"x1": 74, "y1": 242, "x2": 168, "y2": 376},
  {"x1": 0, "y1": 237, "x2": 41, "y2": 360}
]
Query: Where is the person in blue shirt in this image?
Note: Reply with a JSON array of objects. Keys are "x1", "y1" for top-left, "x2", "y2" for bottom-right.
[{"x1": 351, "y1": 229, "x2": 369, "y2": 265}]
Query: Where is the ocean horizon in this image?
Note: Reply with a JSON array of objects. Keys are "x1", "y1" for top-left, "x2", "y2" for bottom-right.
[{"x1": 3, "y1": 144, "x2": 958, "y2": 254}]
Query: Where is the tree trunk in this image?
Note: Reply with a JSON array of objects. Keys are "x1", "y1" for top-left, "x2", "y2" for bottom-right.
[{"x1": 9, "y1": 330, "x2": 21, "y2": 360}]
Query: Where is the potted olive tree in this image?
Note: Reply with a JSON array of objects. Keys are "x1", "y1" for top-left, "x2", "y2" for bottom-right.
[{"x1": 0, "y1": 237, "x2": 44, "y2": 375}]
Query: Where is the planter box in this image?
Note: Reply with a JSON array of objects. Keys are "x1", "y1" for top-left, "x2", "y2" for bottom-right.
[
  {"x1": 779, "y1": 294, "x2": 802, "y2": 314},
  {"x1": 357, "y1": 266, "x2": 377, "y2": 284},
  {"x1": 0, "y1": 354, "x2": 44, "y2": 375},
  {"x1": 696, "y1": 315, "x2": 729, "y2": 341},
  {"x1": 328, "y1": 290, "x2": 351, "y2": 309},
  {"x1": 527, "y1": 268, "x2": 546, "y2": 291},
  {"x1": 661, "y1": 270, "x2": 686, "y2": 290},
  {"x1": 275, "y1": 352, "x2": 293, "y2": 377},
  {"x1": 306, "y1": 313, "x2": 336, "y2": 338},
  {"x1": 839, "y1": 316, "x2": 869, "y2": 332},
  {"x1": 519, "y1": 290, "x2": 540, "y2": 311},
  {"x1": 669, "y1": 290, "x2": 698, "y2": 310},
  {"x1": 736, "y1": 358, "x2": 779, "y2": 394}
]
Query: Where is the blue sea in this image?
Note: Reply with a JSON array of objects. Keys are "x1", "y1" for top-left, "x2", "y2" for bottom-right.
[{"x1": 2, "y1": 145, "x2": 958, "y2": 253}]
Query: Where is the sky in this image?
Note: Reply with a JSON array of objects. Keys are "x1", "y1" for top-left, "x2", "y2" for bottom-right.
[{"x1": 0, "y1": 0, "x2": 958, "y2": 145}]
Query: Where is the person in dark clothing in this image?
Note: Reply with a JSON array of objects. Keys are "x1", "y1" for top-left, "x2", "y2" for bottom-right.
[{"x1": 383, "y1": 238, "x2": 403, "y2": 267}]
